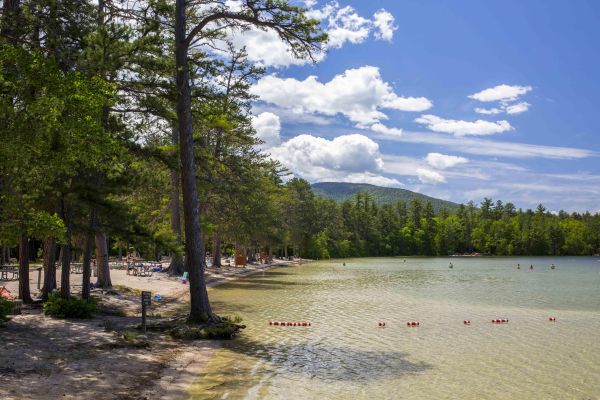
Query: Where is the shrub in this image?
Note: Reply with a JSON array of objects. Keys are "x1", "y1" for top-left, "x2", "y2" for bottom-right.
[
  {"x1": 43, "y1": 292, "x2": 96, "y2": 319},
  {"x1": 0, "y1": 297, "x2": 13, "y2": 322}
]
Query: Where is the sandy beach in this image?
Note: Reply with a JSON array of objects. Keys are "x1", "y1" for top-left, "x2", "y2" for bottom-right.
[{"x1": 0, "y1": 259, "x2": 303, "y2": 400}]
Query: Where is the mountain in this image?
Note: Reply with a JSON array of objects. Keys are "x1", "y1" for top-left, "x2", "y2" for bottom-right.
[{"x1": 311, "y1": 182, "x2": 460, "y2": 212}]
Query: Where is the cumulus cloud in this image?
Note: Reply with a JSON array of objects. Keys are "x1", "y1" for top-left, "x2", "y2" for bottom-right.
[
  {"x1": 425, "y1": 153, "x2": 468, "y2": 169},
  {"x1": 470, "y1": 84, "x2": 533, "y2": 115},
  {"x1": 415, "y1": 114, "x2": 512, "y2": 136},
  {"x1": 251, "y1": 112, "x2": 281, "y2": 149},
  {"x1": 469, "y1": 84, "x2": 532, "y2": 102},
  {"x1": 326, "y1": 5, "x2": 372, "y2": 48},
  {"x1": 474, "y1": 107, "x2": 503, "y2": 115},
  {"x1": 370, "y1": 123, "x2": 403, "y2": 136},
  {"x1": 216, "y1": 2, "x2": 397, "y2": 68},
  {"x1": 373, "y1": 9, "x2": 397, "y2": 41},
  {"x1": 252, "y1": 66, "x2": 432, "y2": 127},
  {"x1": 416, "y1": 168, "x2": 446, "y2": 184},
  {"x1": 505, "y1": 102, "x2": 531, "y2": 115},
  {"x1": 268, "y1": 133, "x2": 400, "y2": 186}
]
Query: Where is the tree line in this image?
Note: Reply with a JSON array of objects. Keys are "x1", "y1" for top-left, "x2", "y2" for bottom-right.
[{"x1": 292, "y1": 190, "x2": 600, "y2": 259}]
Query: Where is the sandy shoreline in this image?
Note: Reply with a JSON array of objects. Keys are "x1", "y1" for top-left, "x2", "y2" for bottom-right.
[{"x1": 0, "y1": 259, "x2": 306, "y2": 400}]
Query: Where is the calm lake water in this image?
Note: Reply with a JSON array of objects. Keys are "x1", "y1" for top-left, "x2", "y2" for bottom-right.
[{"x1": 190, "y1": 257, "x2": 600, "y2": 399}]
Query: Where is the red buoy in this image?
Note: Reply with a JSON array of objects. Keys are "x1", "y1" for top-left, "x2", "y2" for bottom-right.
[
  {"x1": 549, "y1": 317, "x2": 556, "y2": 322},
  {"x1": 274, "y1": 321, "x2": 279, "y2": 326}
]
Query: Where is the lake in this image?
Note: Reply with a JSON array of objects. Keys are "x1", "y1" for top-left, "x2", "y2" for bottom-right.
[{"x1": 189, "y1": 257, "x2": 600, "y2": 399}]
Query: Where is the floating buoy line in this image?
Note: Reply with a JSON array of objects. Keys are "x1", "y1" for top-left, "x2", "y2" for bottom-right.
[{"x1": 267, "y1": 317, "x2": 559, "y2": 328}]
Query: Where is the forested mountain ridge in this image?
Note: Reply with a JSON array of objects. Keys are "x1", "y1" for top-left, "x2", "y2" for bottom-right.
[{"x1": 311, "y1": 182, "x2": 459, "y2": 212}]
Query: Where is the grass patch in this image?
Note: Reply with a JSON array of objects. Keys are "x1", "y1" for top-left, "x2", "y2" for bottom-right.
[
  {"x1": 122, "y1": 330, "x2": 150, "y2": 348},
  {"x1": 168, "y1": 316, "x2": 244, "y2": 340},
  {"x1": 0, "y1": 297, "x2": 13, "y2": 322},
  {"x1": 113, "y1": 285, "x2": 142, "y2": 297}
]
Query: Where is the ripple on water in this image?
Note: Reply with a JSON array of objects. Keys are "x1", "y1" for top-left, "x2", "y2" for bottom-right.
[{"x1": 191, "y1": 257, "x2": 600, "y2": 399}]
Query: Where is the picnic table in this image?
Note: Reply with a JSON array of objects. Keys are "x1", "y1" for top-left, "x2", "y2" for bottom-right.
[
  {"x1": 126, "y1": 262, "x2": 155, "y2": 277},
  {"x1": 71, "y1": 263, "x2": 84, "y2": 274},
  {"x1": 0, "y1": 265, "x2": 19, "y2": 281}
]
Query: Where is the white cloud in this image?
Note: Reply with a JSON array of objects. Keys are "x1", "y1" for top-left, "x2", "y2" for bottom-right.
[
  {"x1": 326, "y1": 5, "x2": 372, "y2": 48},
  {"x1": 415, "y1": 114, "x2": 512, "y2": 136},
  {"x1": 251, "y1": 112, "x2": 281, "y2": 149},
  {"x1": 425, "y1": 153, "x2": 468, "y2": 169},
  {"x1": 469, "y1": 84, "x2": 532, "y2": 102},
  {"x1": 225, "y1": 29, "x2": 324, "y2": 68},
  {"x1": 373, "y1": 9, "x2": 397, "y2": 41},
  {"x1": 416, "y1": 168, "x2": 446, "y2": 184},
  {"x1": 505, "y1": 102, "x2": 530, "y2": 115},
  {"x1": 375, "y1": 130, "x2": 596, "y2": 160},
  {"x1": 370, "y1": 123, "x2": 403, "y2": 136},
  {"x1": 252, "y1": 66, "x2": 432, "y2": 126},
  {"x1": 268, "y1": 133, "x2": 400, "y2": 186},
  {"x1": 474, "y1": 107, "x2": 503, "y2": 115},
  {"x1": 217, "y1": 2, "x2": 397, "y2": 68}
]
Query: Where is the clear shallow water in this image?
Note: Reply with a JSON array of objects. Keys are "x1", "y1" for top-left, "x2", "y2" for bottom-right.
[{"x1": 189, "y1": 257, "x2": 600, "y2": 399}]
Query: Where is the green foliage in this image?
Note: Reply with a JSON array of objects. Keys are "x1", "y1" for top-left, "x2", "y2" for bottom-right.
[
  {"x1": 43, "y1": 292, "x2": 96, "y2": 319},
  {"x1": 0, "y1": 298, "x2": 14, "y2": 322}
]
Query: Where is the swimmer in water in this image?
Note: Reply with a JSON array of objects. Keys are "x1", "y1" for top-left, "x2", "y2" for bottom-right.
[
  {"x1": 551, "y1": 263, "x2": 556, "y2": 270},
  {"x1": 449, "y1": 262, "x2": 453, "y2": 269},
  {"x1": 517, "y1": 263, "x2": 520, "y2": 270},
  {"x1": 530, "y1": 264, "x2": 534, "y2": 270},
  {"x1": 343, "y1": 262, "x2": 346, "y2": 267}
]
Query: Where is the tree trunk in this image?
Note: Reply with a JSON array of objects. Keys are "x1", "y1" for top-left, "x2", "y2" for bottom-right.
[
  {"x1": 18, "y1": 234, "x2": 32, "y2": 303},
  {"x1": 169, "y1": 127, "x2": 185, "y2": 275},
  {"x1": 95, "y1": 231, "x2": 111, "y2": 289},
  {"x1": 41, "y1": 237, "x2": 57, "y2": 300},
  {"x1": 82, "y1": 209, "x2": 96, "y2": 300},
  {"x1": 60, "y1": 201, "x2": 73, "y2": 299},
  {"x1": 175, "y1": 0, "x2": 212, "y2": 322},
  {"x1": 213, "y1": 232, "x2": 222, "y2": 268}
]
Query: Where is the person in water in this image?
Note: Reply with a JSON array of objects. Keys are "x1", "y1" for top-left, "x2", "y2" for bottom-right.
[
  {"x1": 449, "y1": 262, "x2": 453, "y2": 269},
  {"x1": 517, "y1": 263, "x2": 521, "y2": 269},
  {"x1": 551, "y1": 263, "x2": 556, "y2": 270},
  {"x1": 530, "y1": 264, "x2": 534, "y2": 270}
]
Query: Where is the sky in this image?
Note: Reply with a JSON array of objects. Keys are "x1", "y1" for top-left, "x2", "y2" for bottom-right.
[{"x1": 233, "y1": 0, "x2": 600, "y2": 212}]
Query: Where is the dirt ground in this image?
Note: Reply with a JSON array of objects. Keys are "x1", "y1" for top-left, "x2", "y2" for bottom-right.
[{"x1": 0, "y1": 259, "x2": 301, "y2": 400}]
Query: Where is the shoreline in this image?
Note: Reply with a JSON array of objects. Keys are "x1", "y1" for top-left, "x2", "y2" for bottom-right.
[{"x1": 0, "y1": 259, "x2": 307, "y2": 400}]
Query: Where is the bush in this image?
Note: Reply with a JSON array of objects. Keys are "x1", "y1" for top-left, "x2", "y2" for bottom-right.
[
  {"x1": 0, "y1": 297, "x2": 13, "y2": 322},
  {"x1": 43, "y1": 292, "x2": 96, "y2": 319}
]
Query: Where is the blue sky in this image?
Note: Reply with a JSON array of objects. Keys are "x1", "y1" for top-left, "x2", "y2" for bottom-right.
[{"x1": 238, "y1": 0, "x2": 600, "y2": 212}]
